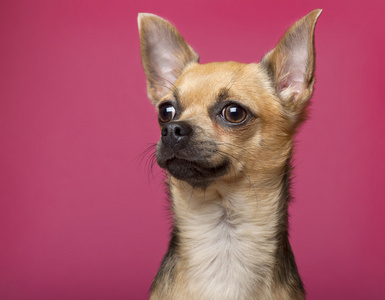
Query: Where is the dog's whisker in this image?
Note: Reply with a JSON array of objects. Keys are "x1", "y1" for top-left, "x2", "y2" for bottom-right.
[
  {"x1": 215, "y1": 142, "x2": 254, "y2": 156},
  {"x1": 215, "y1": 142, "x2": 269, "y2": 174},
  {"x1": 224, "y1": 64, "x2": 250, "y2": 92},
  {"x1": 151, "y1": 73, "x2": 182, "y2": 96},
  {"x1": 186, "y1": 185, "x2": 197, "y2": 214},
  {"x1": 137, "y1": 143, "x2": 159, "y2": 182},
  {"x1": 216, "y1": 150, "x2": 258, "y2": 201}
]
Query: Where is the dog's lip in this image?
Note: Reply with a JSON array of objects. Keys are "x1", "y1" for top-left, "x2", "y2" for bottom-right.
[
  {"x1": 165, "y1": 156, "x2": 229, "y2": 176},
  {"x1": 166, "y1": 157, "x2": 205, "y2": 170}
]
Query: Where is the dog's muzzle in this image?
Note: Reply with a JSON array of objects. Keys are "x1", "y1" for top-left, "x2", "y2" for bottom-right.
[{"x1": 156, "y1": 121, "x2": 229, "y2": 187}]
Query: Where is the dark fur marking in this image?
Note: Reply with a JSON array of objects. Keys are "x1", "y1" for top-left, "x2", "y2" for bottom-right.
[
  {"x1": 150, "y1": 227, "x2": 179, "y2": 293},
  {"x1": 272, "y1": 157, "x2": 305, "y2": 295}
]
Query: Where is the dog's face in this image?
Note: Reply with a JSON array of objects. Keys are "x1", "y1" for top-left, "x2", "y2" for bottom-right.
[
  {"x1": 138, "y1": 12, "x2": 321, "y2": 188},
  {"x1": 155, "y1": 62, "x2": 285, "y2": 188}
]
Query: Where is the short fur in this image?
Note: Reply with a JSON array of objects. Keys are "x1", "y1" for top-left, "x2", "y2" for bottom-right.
[{"x1": 138, "y1": 10, "x2": 321, "y2": 300}]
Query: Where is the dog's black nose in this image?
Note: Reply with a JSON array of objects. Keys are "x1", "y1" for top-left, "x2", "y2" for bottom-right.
[{"x1": 161, "y1": 121, "x2": 192, "y2": 148}]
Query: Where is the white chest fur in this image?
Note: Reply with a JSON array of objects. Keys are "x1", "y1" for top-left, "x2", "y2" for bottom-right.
[{"x1": 176, "y1": 194, "x2": 278, "y2": 300}]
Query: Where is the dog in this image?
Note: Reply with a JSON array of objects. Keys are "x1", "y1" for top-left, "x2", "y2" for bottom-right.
[{"x1": 138, "y1": 9, "x2": 321, "y2": 299}]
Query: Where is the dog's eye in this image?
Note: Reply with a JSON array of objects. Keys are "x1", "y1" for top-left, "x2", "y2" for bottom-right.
[
  {"x1": 159, "y1": 104, "x2": 176, "y2": 123},
  {"x1": 222, "y1": 104, "x2": 247, "y2": 123}
]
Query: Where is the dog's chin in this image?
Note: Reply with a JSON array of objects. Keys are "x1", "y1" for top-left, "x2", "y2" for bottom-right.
[{"x1": 158, "y1": 157, "x2": 230, "y2": 188}]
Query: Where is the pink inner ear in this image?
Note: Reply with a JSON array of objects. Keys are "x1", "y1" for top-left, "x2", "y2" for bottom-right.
[
  {"x1": 140, "y1": 15, "x2": 199, "y2": 100},
  {"x1": 154, "y1": 47, "x2": 179, "y2": 86},
  {"x1": 279, "y1": 47, "x2": 308, "y2": 100},
  {"x1": 145, "y1": 33, "x2": 180, "y2": 95},
  {"x1": 261, "y1": 10, "x2": 320, "y2": 105}
]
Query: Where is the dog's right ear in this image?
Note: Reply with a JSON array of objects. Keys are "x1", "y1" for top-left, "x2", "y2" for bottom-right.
[
  {"x1": 138, "y1": 13, "x2": 199, "y2": 105},
  {"x1": 260, "y1": 9, "x2": 321, "y2": 123}
]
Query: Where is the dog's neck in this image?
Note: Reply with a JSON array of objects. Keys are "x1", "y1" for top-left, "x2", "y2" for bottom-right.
[{"x1": 168, "y1": 159, "x2": 292, "y2": 299}]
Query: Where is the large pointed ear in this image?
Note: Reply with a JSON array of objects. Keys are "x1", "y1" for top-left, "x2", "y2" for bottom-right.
[
  {"x1": 261, "y1": 9, "x2": 321, "y2": 115},
  {"x1": 138, "y1": 13, "x2": 199, "y2": 105}
]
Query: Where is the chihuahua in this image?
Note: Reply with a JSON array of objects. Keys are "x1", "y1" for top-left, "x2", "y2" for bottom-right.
[{"x1": 138, "y1": 10, "x2": 321, "y2": 299}]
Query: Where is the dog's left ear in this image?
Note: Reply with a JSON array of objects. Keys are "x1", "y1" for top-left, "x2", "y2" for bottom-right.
[{"x1": 261, "y1": 9, "x2": 321, "y2": 118}]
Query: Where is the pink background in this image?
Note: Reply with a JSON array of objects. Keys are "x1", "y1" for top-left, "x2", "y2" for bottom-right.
[{"x1": 1, "y1": 0, "x2": 384, "y2": 299}]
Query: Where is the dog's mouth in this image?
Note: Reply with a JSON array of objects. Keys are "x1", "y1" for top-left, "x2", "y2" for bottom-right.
[
  {"x1": 159, "y1": 156, "x2": 230, "y2": 188},
  {"x1": 155, "y1": 124, "x2": 230, "y2": 187}
]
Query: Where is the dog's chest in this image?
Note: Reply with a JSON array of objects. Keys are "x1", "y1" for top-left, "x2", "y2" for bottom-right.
[{"x1": 179, "y1": 205, "x2": 274, "y2": 299}]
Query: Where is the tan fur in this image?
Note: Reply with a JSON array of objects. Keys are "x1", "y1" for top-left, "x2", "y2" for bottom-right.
[{"x1": 138, "y1": 10, "x2": 321, "y2": 300}]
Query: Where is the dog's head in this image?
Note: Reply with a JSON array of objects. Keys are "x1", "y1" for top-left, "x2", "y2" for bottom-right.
[{"x1": 138, "y1": 11, "x2": 321, "y2": 188}]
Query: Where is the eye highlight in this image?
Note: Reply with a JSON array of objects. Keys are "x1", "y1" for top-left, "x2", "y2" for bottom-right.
[
  {"x1": 159, "y1": 104, "x2": 176, "y2": 123},
  {"x1": 222, "y1": 104, "x2": 247, "y2": 124}
]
